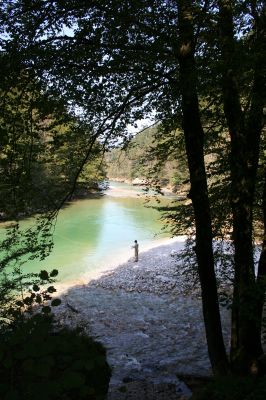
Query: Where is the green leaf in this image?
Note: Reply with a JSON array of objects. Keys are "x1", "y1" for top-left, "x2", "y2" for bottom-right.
[
  {"x1": 51, "y1": 298, "x2": 61, "y2": 307},
  {"x1": 42, "y1": 306, "x2": 51, "y2": 314},
  {"x1": 23, "y1": 296, "x2": 33, "y2": 305},
  {"x1": 39, "y1": 270, "x2": 49, "y2": 280},
  {"x1": 49, "y1": 269, "x2": 58, "y2": 277},
  {"x1": 47, "y1": 286, "x2": 56, "y2": 293},
  {"x1": 32, "y1": 284, "x2": 40, "y2": 292},
  {"x1": 35, "y1": 294, "x2": 42, "y2": 304}
]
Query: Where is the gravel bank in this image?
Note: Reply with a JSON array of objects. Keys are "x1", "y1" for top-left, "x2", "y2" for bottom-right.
[{"x1": 54, "y1": 238, "x2": 231, "y2": 399}]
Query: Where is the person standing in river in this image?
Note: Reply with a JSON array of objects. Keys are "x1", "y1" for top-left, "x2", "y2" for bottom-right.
[{"x1": 132, "y1": 240, "x2": 139, "y2": 262}]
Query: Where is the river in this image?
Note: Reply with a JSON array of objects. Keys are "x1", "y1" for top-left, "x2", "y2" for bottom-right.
[{"x1": 3, "y1": 182, "x2": 173, "y2": 287}]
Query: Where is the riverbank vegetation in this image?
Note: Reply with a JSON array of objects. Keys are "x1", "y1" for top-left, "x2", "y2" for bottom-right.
[
  {"x1": 0, "y1": 71, "x2": 107, "y2": 221},
  {"x1": 0, "y1": 0, "x2": 266, "y2": 397},
  {"x1": 106, "y1": 123, "x2": 189, "y2": 194}
]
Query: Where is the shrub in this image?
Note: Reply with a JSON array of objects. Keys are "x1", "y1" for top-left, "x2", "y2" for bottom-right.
[{"x1": 0, "y1": 314, "x2": 111, "y2": 400}]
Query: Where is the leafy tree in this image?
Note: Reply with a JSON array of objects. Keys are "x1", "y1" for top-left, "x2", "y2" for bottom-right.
[
  {"x1": 1, "y1": 0, "x2": 265, "y2": 376},
  {"x1": 0, "y1": 68, "x2": 107, "y2": 220}
]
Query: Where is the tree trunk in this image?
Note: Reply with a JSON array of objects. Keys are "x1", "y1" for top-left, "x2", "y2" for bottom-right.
[
  {"x1": 177, "y1": 0, "x2": 229, "y2": 375},
  {"x1": 218, "y1": 0, "x2": 265, "y2": 373},
  {"x1": 256, "y1": 167, "x2": 266, "y2": 370}
]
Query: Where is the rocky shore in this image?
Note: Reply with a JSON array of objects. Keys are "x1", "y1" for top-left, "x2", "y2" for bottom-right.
[
  {"x1": 54, "y1": 238, "x2": 231, "y2": 399},
  {"x1": 108, "y1": 177, "x2": 181, "y2": 196}
]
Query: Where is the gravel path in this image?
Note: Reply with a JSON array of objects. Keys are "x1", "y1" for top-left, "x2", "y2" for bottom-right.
[{"x1": 54, "y1": 238, "x2": 231, "y2": 399}]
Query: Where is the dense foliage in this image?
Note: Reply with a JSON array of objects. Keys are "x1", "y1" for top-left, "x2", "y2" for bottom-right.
[
  {"x1": 0, "y1": 69, "x2": 107, "y2": 220},
  {"x1": 0, "y1": 314, "x2": 111, "y2": 400}
]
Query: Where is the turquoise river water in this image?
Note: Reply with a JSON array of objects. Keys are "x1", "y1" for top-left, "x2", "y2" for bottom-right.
[{"x1": 1, "y1": 182, "x2": 172, "y2": 287}]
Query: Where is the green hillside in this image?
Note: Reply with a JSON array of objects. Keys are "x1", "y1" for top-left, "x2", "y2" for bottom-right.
[{"x1": 106, "y1": 125, "x2": 188, "y2": 193}]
